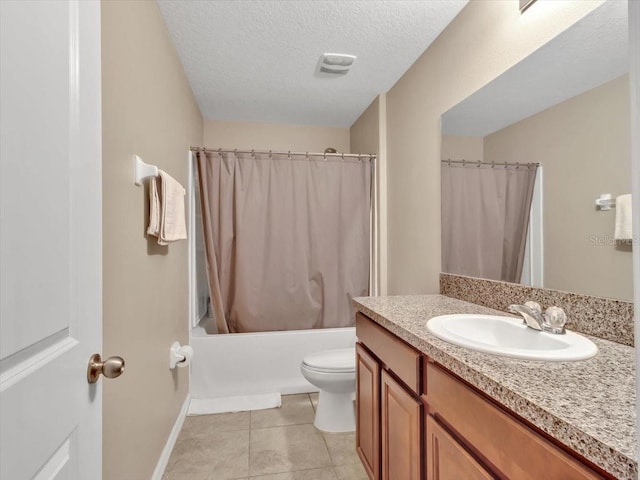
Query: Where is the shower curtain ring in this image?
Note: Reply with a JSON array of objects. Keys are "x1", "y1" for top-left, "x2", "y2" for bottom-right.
[
  {"x1": 341, "y1": 153, "x2": 344, "y2": 160},
  {"x1": 516, "y1": 162, "x2": 520, "y2": 169},
  {"x1": 491, "y1": 161, "x2": 495, "y2": 168},
  {"x1": 218, "y1": 148, "x2": 223, "y2": 157},
  {"x1": 251, "y1": 149, "x2": 255, "y2": 158},
  {"x1": 269, "y1": 150, "x2": 272, "y2": 158},
  {"x1": 288, "y1": 151, "x2": 291, "y2": 159},
  {"x1": 476, "y1": 161, "x2": 481, "y2": 168}
]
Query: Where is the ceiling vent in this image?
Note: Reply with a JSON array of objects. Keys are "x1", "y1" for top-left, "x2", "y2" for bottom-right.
[{"x1": 320, "y1": 53, "x2": 356, "y2": 75}]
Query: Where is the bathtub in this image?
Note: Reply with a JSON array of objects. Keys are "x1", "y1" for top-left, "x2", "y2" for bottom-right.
[{"x1": 190, "y1": 318, "x2": 356, "y2": 412}]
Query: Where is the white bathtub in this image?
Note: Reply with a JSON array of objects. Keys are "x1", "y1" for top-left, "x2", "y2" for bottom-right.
[{"x1": 190, "y1": 319, "x2": 356, "y2": 411}]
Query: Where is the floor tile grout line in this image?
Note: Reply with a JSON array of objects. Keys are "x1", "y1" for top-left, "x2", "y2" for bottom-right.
[
  {"x1": 249, "y1": 420, "x2": 315, "y2": 432},
  {"x1": 321, "y1": 429, "x2": 337, "y2": 466},
  {"x1": 246, "y1": 463, "x2": 336, "y2": 478}
]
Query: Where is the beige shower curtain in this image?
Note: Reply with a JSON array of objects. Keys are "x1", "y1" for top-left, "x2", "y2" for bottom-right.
[
  {"x1": 441, "y1": 162, "x2": 537, "y2": 283},
  {"x1": 196, "y1": 150, "x2": 372, "y2": 333}
]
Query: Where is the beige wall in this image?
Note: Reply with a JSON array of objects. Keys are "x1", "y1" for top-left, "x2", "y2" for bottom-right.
[
  {"x1": 350, "y1": 98, "x2": 380, "y2": 155},
  {"x1": 350, "y1": 97, "x2": 387, "y2": 294},
  {"x1": 101, "y1": 1, "x2": 203, "y2": 479},
  {"x1": 382, "y1": 0, "x2": 605, "y2": 294},
  {"x1": 204, "y1": 119, "x2": 350, "y2": 152},
  {"x1": 441, "y1": 135, "x2": 484, "y2": 161},
  {"x1": 485, "y1": 75, "x2": 632, "y2": 300}
]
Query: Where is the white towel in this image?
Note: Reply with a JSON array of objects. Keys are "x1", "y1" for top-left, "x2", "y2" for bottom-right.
[
  {"x1": 147, "y1": 170, "x2": 187, "y2": 245},
  {"x1": 614, "y1": 194, "x2": 633, "y2": 241}
]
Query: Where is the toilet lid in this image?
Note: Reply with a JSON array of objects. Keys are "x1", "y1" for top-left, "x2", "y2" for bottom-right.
[{"x1": 302, "y1": 348, "x2": 355, "y2": 373}]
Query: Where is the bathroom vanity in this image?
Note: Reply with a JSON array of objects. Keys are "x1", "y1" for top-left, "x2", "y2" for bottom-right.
[{"x1": 353, "y1": 295, "x2": 636, "y2": 480}]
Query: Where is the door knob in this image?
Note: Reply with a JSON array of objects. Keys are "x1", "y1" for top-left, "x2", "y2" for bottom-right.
[{"x1": 87, "y1": 353, "x2": 125, "y2": 384}]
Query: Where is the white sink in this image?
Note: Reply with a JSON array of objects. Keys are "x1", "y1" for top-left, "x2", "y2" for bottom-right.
[{"x1": 426, "y1": 314, "x2": 598, "y2": 361}]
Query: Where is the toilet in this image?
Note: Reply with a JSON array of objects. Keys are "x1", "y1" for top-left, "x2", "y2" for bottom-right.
[{"x1": 300, "y1": 347, "x2": 356, "y2": 433}]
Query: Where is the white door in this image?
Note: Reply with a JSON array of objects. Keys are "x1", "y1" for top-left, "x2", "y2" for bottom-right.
[{"x1": 1, "y1": 1, "x2": 105, "y2": 479}]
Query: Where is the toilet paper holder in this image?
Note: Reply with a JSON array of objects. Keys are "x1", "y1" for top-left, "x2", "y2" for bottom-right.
[{"x1": 169, "y1": 342, "x2": 193, "y2": 369}]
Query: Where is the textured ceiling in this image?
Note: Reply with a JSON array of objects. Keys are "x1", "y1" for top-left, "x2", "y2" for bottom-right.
[
  {"x1": 157, "y1": 0, "x2": 468, "y2": 127},
  {"x1": 442, "y1": 0, "x2": 628, "y2": 136}
]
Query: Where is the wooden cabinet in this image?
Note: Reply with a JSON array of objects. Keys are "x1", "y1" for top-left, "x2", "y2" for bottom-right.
[
  {"x1": 425, "y1": 362, "x2": 607, "y2": 480},
  {"x1": 356, "y1": 343, "x2": 380, "y2": 480},
  {"x1": 355, "y1": 311, "x2": 611, "y2": 480},
  {"x1": 425, "y1": 415, "x2": 494, "y2": 480},
  {"x1": 355, "y1": 313, "x2": 423, "y2": 480},
  {"x1": 381, "y1": 370, "x2": 422, "y2": 480}
]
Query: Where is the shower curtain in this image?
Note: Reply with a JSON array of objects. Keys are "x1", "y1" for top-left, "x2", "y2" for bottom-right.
[
  {"x1": 441, "y1": 162, "x2": 537, "y2": 283},
  {"x1": 196, "y1": 150, "x2": 372, "y2": 334}
]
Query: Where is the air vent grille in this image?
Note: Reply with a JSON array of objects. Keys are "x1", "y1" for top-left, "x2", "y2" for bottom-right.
[{"x1": 320, "y1": 53, "x2": 356, "y2": 75}]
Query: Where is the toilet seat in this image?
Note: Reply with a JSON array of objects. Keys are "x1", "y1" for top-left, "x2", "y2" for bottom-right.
[{"x1": 302, "y1": 347, "x2": 355, "y2": 373}]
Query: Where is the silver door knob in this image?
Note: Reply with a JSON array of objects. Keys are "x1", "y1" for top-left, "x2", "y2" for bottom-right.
[{"x1": 87, "y1": 353, "x2": 125, "y2": 384}]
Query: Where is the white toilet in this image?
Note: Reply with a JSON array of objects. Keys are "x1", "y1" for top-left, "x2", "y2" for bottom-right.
[{"x1": 300, "y1": 347, "x2": 356, "y2": 433}]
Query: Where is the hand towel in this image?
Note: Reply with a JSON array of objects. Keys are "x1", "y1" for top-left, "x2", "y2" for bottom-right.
[
  {"x1": 614, "y1": 194, "x2": 632, "y2": 241},
  {"x1": 147, "y1": 170, "x2": 187, "y2": 245},
  {"x1": 147, "y1": 177, "x2": 161, "y2": 238}
]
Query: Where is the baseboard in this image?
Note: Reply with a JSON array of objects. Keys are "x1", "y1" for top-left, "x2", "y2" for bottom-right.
[{"x1": 151, "y1": 393, "x2": 191, "y2": 480}]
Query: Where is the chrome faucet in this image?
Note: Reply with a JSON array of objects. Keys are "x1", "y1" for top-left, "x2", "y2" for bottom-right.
[{"x1": 508, "y1": 301, "x2": 567, "y2": 334}]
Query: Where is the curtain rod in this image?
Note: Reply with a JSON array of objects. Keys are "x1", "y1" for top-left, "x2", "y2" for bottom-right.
[
  {"x1": 441, "y1": 159, "x2": 539, "y2": 168},
  {"x1": 191, "y1": 147, "x2": 376, "y2": 160}
]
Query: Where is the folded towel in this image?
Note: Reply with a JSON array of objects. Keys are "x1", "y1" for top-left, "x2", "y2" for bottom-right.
[
  {"x1": 614, "y1": 194, "x2": 633, "y2": 241},
  {"x1": 147, "y1": 177, "x2": 161, "y2": 237},
  {"x1": 147, "y1": 170, "x2": 187, "y2": 245}
]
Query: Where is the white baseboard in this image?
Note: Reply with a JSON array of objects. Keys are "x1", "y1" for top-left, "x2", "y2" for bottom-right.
[{"x1": 151, "y1": 393, "x2": 191, "y2": 480}]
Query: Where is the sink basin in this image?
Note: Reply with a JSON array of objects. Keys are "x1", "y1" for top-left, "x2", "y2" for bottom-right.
[{"x1": 426, "y1": 314, "x2": 598, "y2": 361}]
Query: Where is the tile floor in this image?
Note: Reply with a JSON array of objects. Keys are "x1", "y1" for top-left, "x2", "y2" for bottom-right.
[{"x1": 163, "y1": 393, "x2": 368, "y2": 480}]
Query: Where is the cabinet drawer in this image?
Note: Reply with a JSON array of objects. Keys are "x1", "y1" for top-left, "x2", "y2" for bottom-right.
[
  {"x1": 356, "y1": 313, "x2": 421, "y2": 394},
  {"x1": 426, "y1": 363, "x2": 603, "y2": 480}
]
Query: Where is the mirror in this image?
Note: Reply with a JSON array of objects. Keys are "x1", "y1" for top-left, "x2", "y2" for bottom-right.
[{"x1": 440, "y1": 0, "x2": 632, "y2": 301}]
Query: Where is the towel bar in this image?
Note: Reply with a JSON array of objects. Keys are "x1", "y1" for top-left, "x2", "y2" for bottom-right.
[
  {"x1": 134, "y1": 155, "x2": 158, "y2": 186},
  {"x1": 595, "y1": 193, "x2": 617, "y2": 211}
]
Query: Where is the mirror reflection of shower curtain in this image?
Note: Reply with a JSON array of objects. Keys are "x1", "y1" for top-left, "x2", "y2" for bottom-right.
[
  {"x1": 441, "y1": 162, "x2": 537, "y2": 283},
  {"x1": 196, "y1": 151, "x2": 372, "y2": 334}
]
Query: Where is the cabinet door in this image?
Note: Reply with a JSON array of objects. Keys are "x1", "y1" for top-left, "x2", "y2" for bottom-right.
[
  {"x1": 426, "y1": 415, "x2": 495, "y2": 480},
  {"x1": 381, "y1": 370, "x2": 422, "y2": 480},
  {"x1": 427, "y1": 364, "x2": 604, "y2": 480},
  {"x1": 356, "y1": 343, "x2": 380, "y2": 480}
]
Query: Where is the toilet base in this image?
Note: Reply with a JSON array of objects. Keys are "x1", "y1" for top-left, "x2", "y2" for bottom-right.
[{"x1": 313, "y1": 390, "x2": 355, "y2": 433}]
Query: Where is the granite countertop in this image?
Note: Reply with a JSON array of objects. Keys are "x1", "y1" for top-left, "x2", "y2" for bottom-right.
[{"x1": 353, "y1": 294, "x2": 636, "y2": 480}]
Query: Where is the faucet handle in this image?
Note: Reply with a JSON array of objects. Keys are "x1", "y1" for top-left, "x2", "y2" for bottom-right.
[
  {"x1": 524, "y1": 301, "x2": 542, "y2": 314},
  {"x1": 545, "y1": 306, "x2": 567, "y2": 328}
]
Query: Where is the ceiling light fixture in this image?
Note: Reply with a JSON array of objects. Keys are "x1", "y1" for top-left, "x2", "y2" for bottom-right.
[{"x1": 319, "y1": 53, "x2": 357, "y2": 75}]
